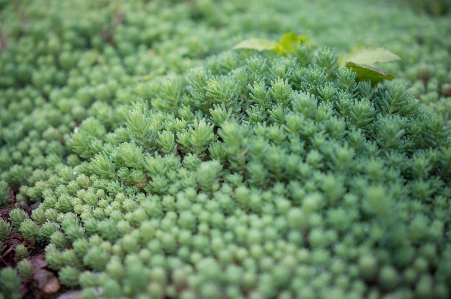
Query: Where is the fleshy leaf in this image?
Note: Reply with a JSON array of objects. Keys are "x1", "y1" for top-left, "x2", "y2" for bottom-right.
[
  {"x1": 346, "y1": 62, "x2": 396, "y2": 86},
  {"x1": 274, "y1": 32, "x2": 311, "y2": 55},
  {"x1": 339, "y1": 45, "x2": 401, "y2": 67},
  {"x1": 232, "y1": 38, "x2": 278, "y2": 51}
]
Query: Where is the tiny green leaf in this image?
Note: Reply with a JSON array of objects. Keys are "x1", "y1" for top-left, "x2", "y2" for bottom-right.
[
  {"x1": 339, "y1": 45, "x2": 401, "y2": 68},
  {"x1": 274, "y1": 32, "x2": 311, "y2": 55},
  {"x1": 232, "y1": 38, "x2": 278, "y2": 51},
  {"x1": 346, "y1": 62, "x2": 396, "y2": 86}
]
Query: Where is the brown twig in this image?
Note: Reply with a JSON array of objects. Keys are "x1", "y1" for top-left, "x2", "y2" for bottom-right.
[{"x1": 0, "y1": 246, "x2": 15, "y2": 266}]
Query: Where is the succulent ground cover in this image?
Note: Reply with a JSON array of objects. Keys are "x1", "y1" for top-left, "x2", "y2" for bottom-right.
[{"x1": 0, "y1": 0, "x2": 451, "y2": 298}]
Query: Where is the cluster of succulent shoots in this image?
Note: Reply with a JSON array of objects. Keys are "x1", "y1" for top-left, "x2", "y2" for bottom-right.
[{"x1": 1, "y1": 0, "x2": 451, "y2": 299}]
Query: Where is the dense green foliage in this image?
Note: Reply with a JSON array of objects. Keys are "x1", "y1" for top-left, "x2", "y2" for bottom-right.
[
  {"x1": 0, "y1": 0, "x2": 451, "y2": 298},
  {"x1": 400, "y1": 0, "x2": 450, "y2": 15}
]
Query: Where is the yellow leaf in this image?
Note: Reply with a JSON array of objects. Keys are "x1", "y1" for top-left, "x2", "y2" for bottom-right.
[{"x1": 274, "y1": 32, "x2": 311, "y2": 55}]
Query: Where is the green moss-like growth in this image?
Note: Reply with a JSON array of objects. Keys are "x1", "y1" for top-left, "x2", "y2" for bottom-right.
[
  {"x1": 400, "y1": 0, "x2": 450, "y2": 15},
  {"x1": 0, "y1": 268, "x2": 22, "y2": 299},
  {"x1": 0, "y1": 219, "x2": 11, "y2": 241},
  {"x1": 13, "y1": 48, "x2": 451, "y2": 298},
  {"x1": 1, "y1": 0, "x2": 451, "y2": 298},
  {"x1": 17, "y1": 259, "x2": 33, "y2": 281}
]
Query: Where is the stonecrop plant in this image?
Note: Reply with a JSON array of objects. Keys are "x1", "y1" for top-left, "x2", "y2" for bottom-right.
[{"x1": 0, "y1": 0, "x2": 451, "y2": 299}]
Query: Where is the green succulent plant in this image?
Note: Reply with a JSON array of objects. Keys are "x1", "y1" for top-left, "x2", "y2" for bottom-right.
[{"x1": 0, "y1": 0, "x2": 451, "y2": 298}]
